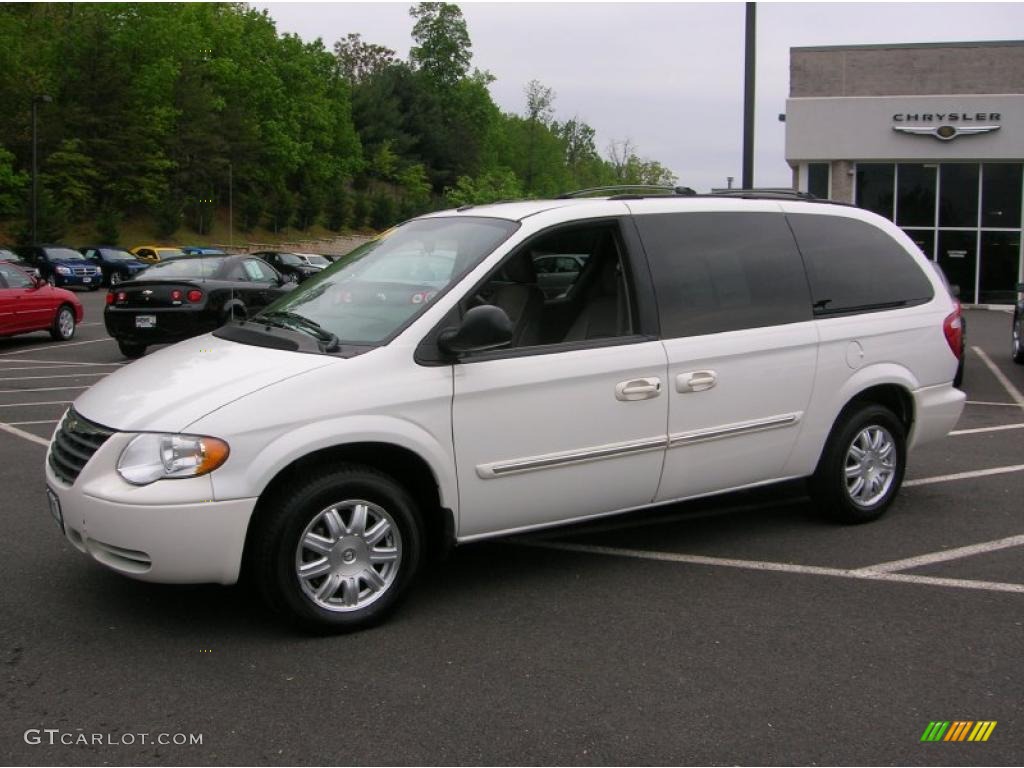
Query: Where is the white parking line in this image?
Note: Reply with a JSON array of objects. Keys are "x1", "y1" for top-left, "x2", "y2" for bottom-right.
[
  {"x1": 965, "y1": 400, "x2": 1022, "y2": 407},
  {"x1": 5, "y1": 420, "x2": 58, "y2": 426},
  {"x1": 905, "y1": 464, "x2": 1024, "y2": 487},
  {"x1": 521, "y1": 541, "x2": 1024, "y2": 595},
  {"x1": 0, "y1": 373, "x2": 108, "y2": 382},
  {"x1": 950, "y1": 423, "x2": 1024, "y2": 436},
  {"x1": 0, "y1": 338, "x2": 116, "y2": 356},
  {"x1": 973, "y1": 346, "x2": 1024, "y2": 406},
  {"x1": 0, "y1": 422, "x2": 50, "y2": 447},
  {"x1": 857, "y1": 533, "x2": 1024, "y2": 574},
  {"x1": 0, "y1": 386, "x2": 91, "y2": 394}
]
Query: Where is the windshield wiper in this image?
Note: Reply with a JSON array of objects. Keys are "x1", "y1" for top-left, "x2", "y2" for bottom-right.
[{"x1": 258, "y1": 310, "x2": 340, "y2": 352}]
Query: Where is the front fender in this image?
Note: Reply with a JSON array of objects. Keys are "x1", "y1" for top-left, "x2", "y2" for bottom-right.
[{"x1": 209, "y1": 414, "x2": 458, "y2": 515}]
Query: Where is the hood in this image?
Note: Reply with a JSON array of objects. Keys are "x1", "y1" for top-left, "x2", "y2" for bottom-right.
[
  {"x1": 52, "y1": 259, "x2": 99, "y2": 268},
  {"x1": 74, "y1": 334, "x2": 339, "y2": 433}
]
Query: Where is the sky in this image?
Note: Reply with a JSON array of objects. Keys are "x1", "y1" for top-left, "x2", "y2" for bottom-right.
[{"x1": 258, "y1": 1, "x2": 1024, "y2": 192}]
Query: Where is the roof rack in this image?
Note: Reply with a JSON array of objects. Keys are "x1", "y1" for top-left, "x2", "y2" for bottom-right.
[
  {"x1": 707, "y1": 187, "x2": 818, "y2": 201},
  {"x1": 557, "y1": 185, "x2": 697, "y2": 199}
]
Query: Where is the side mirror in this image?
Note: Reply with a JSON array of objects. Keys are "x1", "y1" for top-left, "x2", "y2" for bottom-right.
[
  {"x1": 31, "y1": 275, "x2": 45, "y2": 289},
  {"x1": 438, "y1": 305, "x2": 514, "y2": 356}
]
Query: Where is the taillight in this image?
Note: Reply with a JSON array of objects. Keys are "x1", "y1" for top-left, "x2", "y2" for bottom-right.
[
  {"x1": 116, "y1": 291, "x2": 127, "y2": 303},
  {"x1": 943, "y1": 304, "x2": 963, "y2": 359},
  {"x1": 170, "y1": 289, "x2": 183, "y2": 303},
  {"x1": 105, "y1": 292, "x2": 114, "y2": 305},
  {"x1": 187, "y1": 290, "x2": 203, "y2": 303}
]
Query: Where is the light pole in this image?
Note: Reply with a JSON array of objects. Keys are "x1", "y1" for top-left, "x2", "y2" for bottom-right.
[
  {"x1": 31, "y1": 94, "x2": 53, "y2": 244},
  {"x1": 228, "y1": 161, "x2": 233, "y2": 249},
  {"x1": 742, "y1": 2, "x2": 756, "y2": 189}
]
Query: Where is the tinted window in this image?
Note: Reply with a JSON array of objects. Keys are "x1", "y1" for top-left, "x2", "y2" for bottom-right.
[
  {"x1": 939, "y1": 164, "x2": 979, "y2": 228},
  {"x1": 99, "y1": 248, "x2": 137, "y2": 261},
  {"x1": 145, "y1": 256, "x2": 227, "y2": 279},
  {"x1": 635, "y1": 212, "x2": 811, "y2": 337},
  {"x1": 855, "y1": 164, "x2": 895, "y2": 219},
  {"x1": 243, "y1": 259, "x2": 277, "y2": 282},
  {"x1": 788, "y1": 213, "x2": 934, "y2": 315},
  {"x1": 981, "y1": 163, "x2": 1022, "y2": 229},
  {"x1": 808, "y1": 163, "x2": 829, "y2": 199},
  {"x1": 896, "y1": 164, "x2": 936, "y2": 228}
]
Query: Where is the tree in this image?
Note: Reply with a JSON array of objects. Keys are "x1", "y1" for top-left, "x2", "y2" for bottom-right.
[
  {"x1": 334, "y1": 33, "x2": 396, "y2": 84},
  {"x1": 409, "y1": 3, "x2": 472, "y2": 86},
  {"x1": 0, "y1": 145, "x2": 27, "y2": 217},
  {"x1": 42, "y1": 138, "x2": 100, "y2": 221},
  {"x1": 523, "y1": 79, "x2": 555, "y2": 193},
  {"x1": 445, "y1": 168, "x2": 522, "y2": 206},
  {"x1": 607, "y1": 139, "x2": 677, "y2": 186}
]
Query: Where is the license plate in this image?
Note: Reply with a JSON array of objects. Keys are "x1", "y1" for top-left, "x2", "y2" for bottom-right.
[
  {"x1": 82, "y1": 277, "x2": 91, "y2": 283},
  {"x1": 46, "y1": 487, "x2": 63, "y2": 532},
  {"x1": 135, "y1": 315, "x2": 156, "y2": 328}
]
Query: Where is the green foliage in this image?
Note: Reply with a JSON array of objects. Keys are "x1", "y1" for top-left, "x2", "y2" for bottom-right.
[
  {"x1": 409, "y1": 3, "x2": 471, "y2": 86},
  {"x1": 0, "y1": 3, "x2": 676, "y2": 236},
  {"x1": 351, "y1": 192, "x2": 370, "y2": 229},
  {"x1": 370, "y1": 193, "x2": 397, "y2": 230},
  {"x1": 154, "y1": 193, "x2": 183, "y2": 239},
  {"x1": 445, "y1": 168, "x2": 522, "y2": 206},
  {"x1": 95, "y1": 205, "x2": 121, "y2": 244},
  {"x1": 325, "y1": 183, "x2": 351, "y2": 231},
  {"x1": 0, "y1": 144, "x2": 27, "y2": 217}
]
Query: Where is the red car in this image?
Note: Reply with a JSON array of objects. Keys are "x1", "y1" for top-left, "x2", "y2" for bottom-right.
[{"x1": 0, "y1": 260, "x2": 84, "y2": 341}]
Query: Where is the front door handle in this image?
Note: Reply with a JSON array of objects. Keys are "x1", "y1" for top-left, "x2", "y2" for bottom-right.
[
  {"x1": 615, "y1": 377, "x2": 662, "y2": 401},
  {"x1": 676, "y1": 370, "x2": 717, "y2": 393}
]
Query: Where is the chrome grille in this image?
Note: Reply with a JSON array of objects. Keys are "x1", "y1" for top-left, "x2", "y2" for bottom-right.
[{"x1": 48, "y1": 409, "x2": 115, "y2": 485}]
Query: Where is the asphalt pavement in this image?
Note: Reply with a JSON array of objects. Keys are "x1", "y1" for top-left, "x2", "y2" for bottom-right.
[{"x1": 1, "y1": 291, "x2": 1022, "y2": 765}]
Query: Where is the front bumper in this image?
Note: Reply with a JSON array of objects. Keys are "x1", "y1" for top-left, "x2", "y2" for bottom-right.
[
  {"x1": 45, "y1": 430, "x2": 256, "y2": 585},
  {"x1": 53, "y1": 272, "x2": 101, "y2": 288}
]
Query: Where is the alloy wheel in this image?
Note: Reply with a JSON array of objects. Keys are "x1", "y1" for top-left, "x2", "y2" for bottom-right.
[
  {"x1": 294, "y1": 499, "x2": 402, "y2": 612},
  {"x1": 844, "y1": 426, "x2": 897, "y2": 507}
]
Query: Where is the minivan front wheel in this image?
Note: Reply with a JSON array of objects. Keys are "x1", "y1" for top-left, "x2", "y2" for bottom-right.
[
  {"x1": 812, "y1": 404, "x2": 906, "y2": 523},
  {"x1": 252, "y1": 465, "x2": 423, "y2": 632}
]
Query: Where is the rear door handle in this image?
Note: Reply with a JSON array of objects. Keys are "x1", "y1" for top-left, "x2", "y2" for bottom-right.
[
  {"x1": 615, "y1": 377, "x2": 662, "y2": 401},
  {"x1": 676, "y1": 370, "x2": 717, "y2": 393}
]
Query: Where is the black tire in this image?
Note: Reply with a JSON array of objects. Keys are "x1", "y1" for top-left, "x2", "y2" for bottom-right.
[
  {"x1": 811, "y1": 403, "x2": 907, "y2": 524},
  {"x1": 250, "y1": 464, "x2": 424, "y2": 632},
  {"x1": 88, "y1": 284, "x2": 100, "y2": 292},
  {"x1": 1013, "y1": 315, "x2": 1024, "y2": 364},
  {"x1": 49, "y1": 305, "x2": 76, "y2": 341},
  {"x1": 117, "y1": 340, "x2": 146, "y2": 359}
]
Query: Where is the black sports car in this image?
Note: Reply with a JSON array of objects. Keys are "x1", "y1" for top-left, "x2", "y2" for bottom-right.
[
  {"x1": 252, "y1": 251, "x2": 325, "y2": 283},
  {"x1": 104, "y1": 254, "x2": 295, "y2": 358},
  {"x1": 80, "y1": 245, "x2": 150, "y2": 286}
]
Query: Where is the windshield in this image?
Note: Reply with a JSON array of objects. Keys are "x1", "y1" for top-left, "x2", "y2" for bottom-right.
[
  {"x1": 156, "y1": 248, "x2": 186, "y2": 258},
  {"x1": 300, "y1": 254, "x2": 331, "y2": 267},
  {"x1": 144, "y1": 256, "x2": 226, "y2": 279},
  {"x1": 257, "y1": 217, "x2": 518, "y2": 345},
  {"x1": 100, "y1": 248, "x2": 137, "y2": 261},
  {"x1": 47, "y1": 247, "x2": 86, "y2": 261}
]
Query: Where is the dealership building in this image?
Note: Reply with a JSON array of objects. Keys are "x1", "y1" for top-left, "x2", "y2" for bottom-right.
[{"x1": 785, "y1": 40, "x2": 1023, "y2": 304}]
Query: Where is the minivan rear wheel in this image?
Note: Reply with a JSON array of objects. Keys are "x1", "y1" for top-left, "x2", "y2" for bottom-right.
[
  {"x1": 251, "y1": 465, "x2": 423, "y2": 632},
  {"x1": 811, "y1": 403, "x2": 906, "y2": 523}
]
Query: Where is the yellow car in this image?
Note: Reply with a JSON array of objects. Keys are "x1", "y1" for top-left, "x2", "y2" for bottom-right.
[{"x1": 130, "y1": 245, "x2": 187, "y2": 264}]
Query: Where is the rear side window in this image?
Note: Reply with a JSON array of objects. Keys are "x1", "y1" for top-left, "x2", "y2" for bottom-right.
[
  {"x1": 634, "y1": 212, "x2": 811, "y2": 338},
  {"x1": 788, "y1": 214, "x2": 934, "y2": 315}
]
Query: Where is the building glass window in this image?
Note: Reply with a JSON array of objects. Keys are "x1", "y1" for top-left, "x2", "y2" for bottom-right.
[
  {"x1": 855, "y1": 164, "x2": 894, "y2": 219},
  {"x1": 981, "y1": 164, "x2": 1022, "y2": 229},
  {"x1": 896, "y1": 164, "x2": 937, "y2": 228},
  {"x1": 807, "y1": 163, "x2": 829, "y2": 199},
  {"x1": 937, "y1": 231, "x2": 977, "y2": 302},
  {"x1": 902, "y1": 229, "x2": 934, "y2": 260},
  {"x1": 939, "y1": 164, "x2": 979, "y2": 228},
  {"x1": 978, "y1": 232, "x2": 1021, "y2": 305}
]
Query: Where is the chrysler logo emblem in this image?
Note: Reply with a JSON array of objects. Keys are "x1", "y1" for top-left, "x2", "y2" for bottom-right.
[{"x1": 893, "y1": 124, "x2": 1000, "y2": 141}]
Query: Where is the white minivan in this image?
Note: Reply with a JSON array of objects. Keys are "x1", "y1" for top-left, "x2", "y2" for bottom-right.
[{"x1": 45, "y1": 193, "x2": 966, "y2": 630}]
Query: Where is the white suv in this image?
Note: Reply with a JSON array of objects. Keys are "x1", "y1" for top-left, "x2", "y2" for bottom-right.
[{"x1": 45, "y1": 193, "x2": 966, "y2": 630}]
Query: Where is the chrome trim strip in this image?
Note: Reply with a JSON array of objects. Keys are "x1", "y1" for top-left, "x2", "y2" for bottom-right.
[
  {"x1": 477, "y1": 436, "x2": 668, "y2": 479},
  {"x1": 668, "y1": 412, "x2": 802, "y2": 448}
]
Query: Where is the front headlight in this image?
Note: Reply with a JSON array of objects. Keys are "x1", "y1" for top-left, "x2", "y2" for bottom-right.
[
  {"x1": 55, "y1": 266, "x2": 71, "y2": 275},
  {"x1": 117, "y1": 433, "x2": 230, "y2": 485}
]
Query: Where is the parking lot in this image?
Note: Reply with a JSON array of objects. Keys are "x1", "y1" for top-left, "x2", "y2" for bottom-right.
[{"x1": 1, "y1": 291, "x2": 1022, "y2": 765}]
